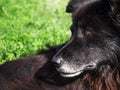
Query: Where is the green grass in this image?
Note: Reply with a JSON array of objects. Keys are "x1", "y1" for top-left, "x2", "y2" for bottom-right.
[{"x1": 0, "y1": 0, "x2": 71, "y2": 64}]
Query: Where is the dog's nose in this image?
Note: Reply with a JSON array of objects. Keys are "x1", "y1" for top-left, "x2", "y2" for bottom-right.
[{"x1": 51, "y1": 57, "x2": 63, "y2": 68}]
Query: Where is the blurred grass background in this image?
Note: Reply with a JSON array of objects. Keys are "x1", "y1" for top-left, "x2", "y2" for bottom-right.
[{"x1": 0, "y1": 0, "x2": 71, "y2": 64}]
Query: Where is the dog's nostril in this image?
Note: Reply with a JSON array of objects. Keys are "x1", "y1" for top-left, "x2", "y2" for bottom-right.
[{"x1": 52, "y1": 57, "x2": 63, "y2": 68}]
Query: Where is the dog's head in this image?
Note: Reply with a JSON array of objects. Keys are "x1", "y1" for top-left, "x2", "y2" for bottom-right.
[
  {"x1": 66, "y1": 0, "x2": 120, "y2": 23},
  {"x1": 52, "y1": 0, "x2": 120, "y2": 78}
]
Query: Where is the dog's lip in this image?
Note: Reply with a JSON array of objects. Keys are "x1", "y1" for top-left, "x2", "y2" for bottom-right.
[
  {"x1": 59, "y1": 71, "x2": 80, "y2": 74},
  {"x1": 59, "y1": 71, "x2": 82, "y2": 77},
  {"x1": 57, "y1": 69, "x2": 83, "y2": 77},
  {"x1": 56, "y1": 64, "x2": 96, "y2": 77}
]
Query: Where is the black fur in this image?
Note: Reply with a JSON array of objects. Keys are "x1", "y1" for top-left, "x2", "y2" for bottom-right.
[{"x1": 0, "y1": 0, "x2": 120, "y2": 90}]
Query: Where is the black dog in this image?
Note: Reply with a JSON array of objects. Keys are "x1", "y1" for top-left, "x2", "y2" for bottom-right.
[
  {"x1": 52, "y1": 0, "x2": 120, "y2": 78},
  {"x1": 0, "y1": 0, "x2": 120, "y2": 90}
]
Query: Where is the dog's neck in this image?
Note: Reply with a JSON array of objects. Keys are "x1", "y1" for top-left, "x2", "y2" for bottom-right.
[{"x1": 62, "y1": 66, "x2": 120, "y2": 90}]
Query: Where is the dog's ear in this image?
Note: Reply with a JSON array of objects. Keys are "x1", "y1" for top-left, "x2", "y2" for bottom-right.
[
  {"x1": 108, "y1": 0, "x2": 120, "y2": 23},
  {"x1": 66, "y1": 1, "x2": 74, "y2": 13},
  {"x1": 66, "y1": 0, "x2": 81, "y2": 13}
]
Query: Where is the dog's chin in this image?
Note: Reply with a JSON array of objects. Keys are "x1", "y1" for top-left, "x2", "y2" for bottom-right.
[{"x1": 60, "y1": 71, "x2": 82, "y2": 78}]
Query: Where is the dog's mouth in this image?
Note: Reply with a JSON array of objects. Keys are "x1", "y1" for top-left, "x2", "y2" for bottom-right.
[
  {"x1": 59, "y1": 71, "x2": 83, "y2": 77},
  {"x1": 56, "y1": 64, "x2": 96, "y2": 77}
]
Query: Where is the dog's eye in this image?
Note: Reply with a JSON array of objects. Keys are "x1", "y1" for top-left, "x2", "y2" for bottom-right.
[
  {"x1": 84, "y1": 31, "x2": 92, "y2": 36},
  {"x1": 84, "y1": 27, "x2": 93, "y2": 37}
]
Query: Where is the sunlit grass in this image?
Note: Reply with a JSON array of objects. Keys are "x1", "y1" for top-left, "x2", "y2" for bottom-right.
[{"x1": 0, "y1": 0, "x2": 71, "y2": 64}]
